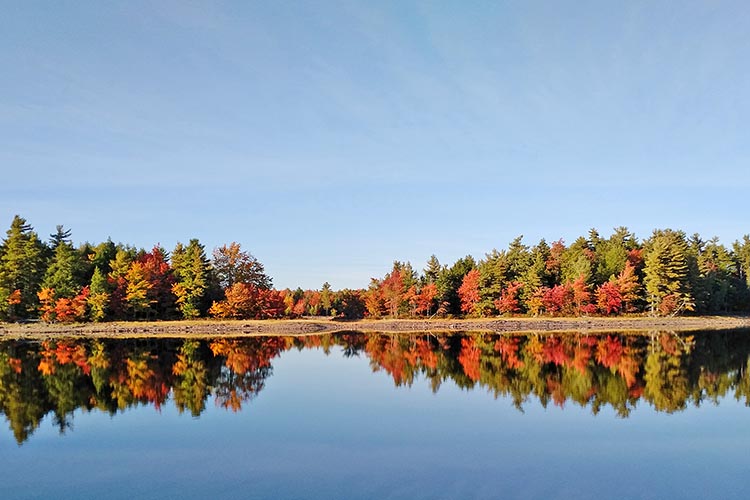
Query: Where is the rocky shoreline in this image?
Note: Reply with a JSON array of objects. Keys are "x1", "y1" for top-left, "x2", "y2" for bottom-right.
[{"x1": 2, "y1": 316, "x2": 750, "y2": 339}]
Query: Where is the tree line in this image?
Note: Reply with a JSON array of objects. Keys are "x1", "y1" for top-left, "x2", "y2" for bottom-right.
[
  {"x1": 1, "y1": 215, "x2": 750, "y2": 322},
  {"x1": 3, "y1": 330, "x2": 750, "y2": 443}
]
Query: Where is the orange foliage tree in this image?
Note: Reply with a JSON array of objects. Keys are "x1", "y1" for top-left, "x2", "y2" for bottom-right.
[
  {"x1": 458, "y1": 269, "x2": 481, "y2": 315},
  {"x1": 209, "y1": 283, "x2": 284, "y2": 319}
]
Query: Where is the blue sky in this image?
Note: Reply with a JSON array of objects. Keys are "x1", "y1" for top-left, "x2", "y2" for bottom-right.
[{"x1": 1, "y1": 1, "x2": 749, "y2": 289}]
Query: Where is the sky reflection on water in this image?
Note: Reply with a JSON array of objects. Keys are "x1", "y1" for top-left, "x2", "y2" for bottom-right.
[{"x1": 1, "y1": 331, "x2": 749, "y2": 499}]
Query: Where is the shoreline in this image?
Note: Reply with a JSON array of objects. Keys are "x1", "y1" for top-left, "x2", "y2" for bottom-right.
[{"x1": 2, "y1": 316, "x2": 750, "y2": 339}]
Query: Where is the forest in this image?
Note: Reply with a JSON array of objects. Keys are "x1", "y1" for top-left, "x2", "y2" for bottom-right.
[
  {"x1": 1, "y1": 215, "x2": 750, "y2": 323},
  {"x1": 3, "y1": 330, "x2": 750, "y2": 443}
]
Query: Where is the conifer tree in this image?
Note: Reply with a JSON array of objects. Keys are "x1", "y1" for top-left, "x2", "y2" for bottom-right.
[
  {"x1": 643, "y1": 230, "x2": 694, "y2": 315},
  {"x1": 87, "y1": 266, "x2": 110, "y2": 322},
  {"x1": 41, "y1": 240, "x2": 81, "y2": 299},
  {"x1": 320, "y1": 282, "x2": 333, "y2": 316},
  {"x1": 172, "y1": 239, "x2": 210, "y2": 319},
  {"x1": 0, "y1": 216, "x2": 46, "y2": 320}
]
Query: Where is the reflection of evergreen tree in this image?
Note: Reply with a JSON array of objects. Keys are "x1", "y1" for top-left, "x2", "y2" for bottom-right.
[
  {"x1": 0, "y1": 344, "x2": 49, "y2": 443},
  {"x1": 643, "y1": 334, "x2": 690, "y2": 412},
  {"x1": 172, "y1": 340, "x2": 210, "y2": 416},
  {"x1": 3, "y1": 330, "x2": 750, "y2": 445}
]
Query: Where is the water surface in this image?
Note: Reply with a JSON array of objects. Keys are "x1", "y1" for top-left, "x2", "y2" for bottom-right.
[{"x1": 1, "y1": 330, "x2": 749, "y2": 499}]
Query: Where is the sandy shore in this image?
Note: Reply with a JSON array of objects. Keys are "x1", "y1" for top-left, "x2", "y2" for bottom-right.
[{"x1": 1, "y1": 316, "x2": 750, "y2": 339}]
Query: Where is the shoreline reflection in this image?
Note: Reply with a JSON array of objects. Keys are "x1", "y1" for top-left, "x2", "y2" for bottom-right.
[{"x1": 2, "y1": 330, "x2": 750, "y2": 444}]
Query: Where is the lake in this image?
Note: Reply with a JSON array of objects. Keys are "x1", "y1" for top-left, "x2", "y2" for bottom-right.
[{"x1": 1, "y1": 330, "x2": 749, "y2": 499}]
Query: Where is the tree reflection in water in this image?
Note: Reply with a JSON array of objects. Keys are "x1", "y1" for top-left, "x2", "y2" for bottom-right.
[{"x1": 2, "y1": 330, "x2": 750, "y2": 444}]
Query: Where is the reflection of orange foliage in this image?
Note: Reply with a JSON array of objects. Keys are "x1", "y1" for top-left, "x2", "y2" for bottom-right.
[
  {"x1": 414, "y1": 339, "x2": 438, "y2": 370},
  {"x1": 596, "y1": 336, "x2": 623, "y2": 369},
  {"x1": 365, "y1": 337, "x2": 409, "y2": 385},
  {"x1": 495, "y1": 337, "x2": 524, "y2": 369},
  {"x1": 126, "y1": 354, "x2": 169, "y2": 409},
  {"x1": 629, "y1": 385, "x2": 644, "y2": 398},
  {"x1": 38, "y1": 358, "x2": 55, "y2": 376},
  {"x1": 458, "y1": 337, "x2": 482, "y2": 382},
  {"x1": 7, "y1": 289, "x2": 21, "y2": 305},
  {"x1": 542, "y1": 337, "x2": 570, "y2": 366},
  {"x1": 571, "y1": 337, "x2": 596, "y2": 374},
  {"x1": 8, "y1": 357, "x2": 22, "y2": 374},
  {"x1": 546, "y1": 376, "x2": 566, "y2": 408},
  {"x1": 659, "y1": 334, "x2": 680, "y2": 355},
  {"x1": 220, "y1": 390, "x2": 244, "y2": 412},
  {"x1": 617, "y1": 347, "x2": 640, "y2": 387},
  {"x1": 526, "y1": 336, "x2": 545, "y2": 364},
  {"x1": 209, "y1": 338, "x2": 284, "y2": 374},
  {"x1": 37, "y1": 340, "x2": 90, "y2": 375}
]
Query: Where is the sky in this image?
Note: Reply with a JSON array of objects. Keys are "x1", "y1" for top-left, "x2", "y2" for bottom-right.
[{"x1": 1, "y1": 1, "x2": 749, "y2": 289}]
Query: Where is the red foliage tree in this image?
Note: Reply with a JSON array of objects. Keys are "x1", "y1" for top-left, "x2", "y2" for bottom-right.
[
  {"x1": 140, "y1": 246, "x2": 176, "y2": 316},
  {"x1": 495, "y1": 281, "x2": 523, "y2": 315},
  {"x1": 415, "y1": 283, "x2": 437, "y2": 316},
  {"x1": 597, "y1": 281, "x2": 623, "y2": 315},
  {"x1": 458, "y1": 269, "x2": 481, "y2": 315},
  {"x1": 542, "y1": 284, "x2": 574, "y2": 315},
  {"x1": 571, "y1": 275, "x2": 594, "y2": 315},
  {"x1": 381, "y1": 268, "x2": 405, "y2": 318}
]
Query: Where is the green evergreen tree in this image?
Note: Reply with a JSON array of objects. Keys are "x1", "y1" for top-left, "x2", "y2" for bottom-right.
[
  {"x1": 172, "y1": 240, "x2": 210, "y2": 319},
  {"x1": 435, "y1": 255, "x2": 475, "y2": 315},
  {"x1": 41, "y1": 240, "x2": 82, "y2": 299},
  {"x1": 561, "y1": 236, "x2": 594, "y2": 284},
  {"x1": 594, "y1": 227, "x2": 638, "y2": 284},
  {"x1": 0, "y1": 216, "x2": 46, "y2": 320},
  {"x1": 49, "y1": 225, "x2": 72, "y2": 250},
  {"x1": 423, "y1": 255, "x2": 443, "y2": 285},
  {"x1": 643, "y1": 229, "x2": 694, "y2": 315},
  {"x1": 320, "y1": 282, "x2": 333, "y2": 316},
  {"x1": 87, "y1": 266, "x2": 110, "y2": 322}
]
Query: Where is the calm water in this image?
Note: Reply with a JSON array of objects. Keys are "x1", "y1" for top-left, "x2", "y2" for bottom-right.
[{"x1": 1, "y1": 330, "x2": 750, "y2": 499}]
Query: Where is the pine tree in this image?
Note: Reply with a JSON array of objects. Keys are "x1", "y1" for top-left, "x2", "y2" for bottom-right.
[
  {"x1": 320, "y1": 282, "x2": 333, "y2": 316},
  {"x1": 423, "y1": 255, "x2": 442, "y2": 284},
  {"x1": 172, "y1": 240, "x2": 210, "y2": 319},
  {"x1": 87, "y1": 266, "x2": 110, "y2": 322},
  {"x1": 643, "y1": 229, "x2": 694, "y2": 315},
  {"x1": 0, "y1": 216, "x2": 46, "y2": 320},
  {"x1": 49, "y1": 225, "x2": 72, "y2": 250},
  {"x1": 41, "y1": 240, "x2": 81, "y2": 299}
]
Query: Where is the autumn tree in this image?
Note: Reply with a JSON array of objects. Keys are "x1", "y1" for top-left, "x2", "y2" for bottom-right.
[
  {"x1": 458, "y1": 269, "x2": 481, "y2": 316},
  {"x1": 140, "y1": 246, "x2": 176, "y2": 318},
  {"x1": 209, "y1": 283, "x2": 284, "y2": 319},
  {"x1": 495, "y1": 281, "x2": 523, "y2": 314},
  {"x1": 125, "y1": 262, "x2": 153, "y2": 319},
  {"x1": 212, "y1": 242, "x2": 271, "y2": 291},
  {"x1": 597, "y1": 281, "x2": 622, "y2": 315}
]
